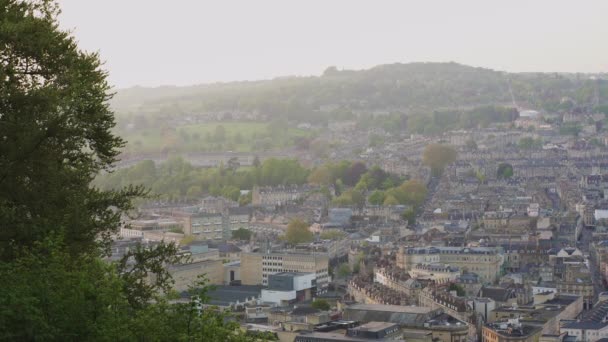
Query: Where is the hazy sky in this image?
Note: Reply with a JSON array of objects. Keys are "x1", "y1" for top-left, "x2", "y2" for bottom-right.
[{"x1": 58, "y1": 0, "x2": 608, "y2": 88}]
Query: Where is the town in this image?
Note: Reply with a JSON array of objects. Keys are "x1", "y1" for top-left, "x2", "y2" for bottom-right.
[
  {"x1": 106, "y1": 103, "x2": 608, "y2": 342},
  {"x1": 3, "y1": 1, "x2": 608, "y2": 340}
]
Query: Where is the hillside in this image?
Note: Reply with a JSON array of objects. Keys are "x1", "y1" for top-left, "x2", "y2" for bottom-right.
[{"x1": 111, "y1": 62, "x2": 608, "y2": 119}]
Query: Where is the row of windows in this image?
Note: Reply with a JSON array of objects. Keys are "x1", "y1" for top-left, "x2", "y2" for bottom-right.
[
  {"x1": 262, "y1": 256, "x2": 283, "y2": 261},
  {"x1": 263, "y1": 262, "x2": 282, "y2": 266}
]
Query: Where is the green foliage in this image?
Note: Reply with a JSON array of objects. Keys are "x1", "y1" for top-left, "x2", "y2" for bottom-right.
[
  {"x1": 379, "y1": 179, "x2": 428, "y2": 208},
  {"x1": 448, "y1": 283, "x2": 466, "y2": 297},
  {"x1": 311, "y1": 299, "x2": 331, "y2": 311},
  {"x1": 332, "y1": 189, "x2": 365, "y2": 207},
  {"x1": 383, "y1": 195, "x2": 399, "y2": 205},
  {"x1": 238, "y1": 191, "x2": 253, "y2": 206},
  {"x1": 496, "y1": 163, "x2": 514, "y2": 179},
  {"x1": 232, "y1": 228, "x2": 252, "y2": 241},
  {"x1": 285, "y1": 219, "x2": 313, "y2": 244},
  {"x1": 369, "y1": 134, "x2": 385, "y2": 148},
  {"x1": 368, "y1": 190, "x2": 386, "y2": 205},
  {"x1": 402, "y1": 208, "x2": 416, "y2": 225},
  {"x1": 559, "y1": 123, "x2": 582, "y2": 136},
  {"x1": 407, "y1": 106, "x2": 518, "y2": 134},
  {"x1": 518, "y1": 137, "x2": 543, "y2": 150},
  {"x1": 308, "y1": 160, "x2": 368, "y2": 187},
  {"x1": 0, "y1": 0, "x2": 146, "y2": 258},
  {"x1": 337, "y1": 263, "x2": 352, "y2": 278},
  {"x1": 120, "y1": 121, "x2": 315, "y2": 154},
  {"x1": 0, "y1": 2, "x2": 266, "y2": 340},
  {"x1": 95, "y1": 157, "x2": 309, "y2": 200},
  {"x1": 357, "y1": 166, "x2": 401, "y2": 191},
  {"x1": 422, "y1": 144, "x2": 457, "y2": 176},
  {"x1": 113, "y1": 63, "x2": 599, "y2": 126},
  {"x1": 320, "y1": 230, "x2": 346, "y2": 240}
]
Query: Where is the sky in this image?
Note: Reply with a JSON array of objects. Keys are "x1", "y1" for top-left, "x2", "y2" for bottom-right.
[{"x1": 58, "y1": 0, "x2": 608, "y2": 88}]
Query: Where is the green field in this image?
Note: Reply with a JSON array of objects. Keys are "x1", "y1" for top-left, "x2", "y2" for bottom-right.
[{"x1": 121, "y1": 122, "x2": 315, "y2": 154}]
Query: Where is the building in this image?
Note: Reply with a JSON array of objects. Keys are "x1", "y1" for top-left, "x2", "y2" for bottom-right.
[
  {"x1": 397, "y1": 246, "x2": 503, "y2": 283},
  {"x1": 241, "y1": 251, "x2": 330, "y2": 290},
  {"x1": 490, "y1": 294, "x2": 582, "y2": 335},
  {"x1": 560, "y1": 300, "x2": 608, "y2": 342},
  {"x1": 343, "y1": 304, "x2": 468, "y2": 342},
  {"x1": 270, "y1": 306, "x2": 331, "y2": 331},
  {"x1": 261, "y1": 272, "x2": 316, "y2": 305},
  {"x1": 188, "y1": 213, "x2": 224, "y2": 240},
  {"x1": 409, "y1": 263, "x2": 460, "y2": 283},
  {"x1": 293, "y1": 322, "x2": 403, "y2": 341},
  {"x1": 167, "y1": 259, "x2": 223, "y2": 291},
  {"x1": 483, "y1": 319, "x2": 543, "y2": 342},
  {"x1": 252, "y1": 185, "x2": 316, "y2": 207},
  {"x1": 205, "y1": 285, "x2": 262, "y2": 309}
]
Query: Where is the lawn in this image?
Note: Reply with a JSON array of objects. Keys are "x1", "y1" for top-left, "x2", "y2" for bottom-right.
[{"x1": 121, "y1": 122, "x2": 315, "y2": 154}]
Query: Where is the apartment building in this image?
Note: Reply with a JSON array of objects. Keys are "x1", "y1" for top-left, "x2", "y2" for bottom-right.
[
  {"x1": 241, "y1": 251, "x2": 329, "y2": 291},
  {"x1": 397, "y1": 246, "x2": 503, "y2": 283}
]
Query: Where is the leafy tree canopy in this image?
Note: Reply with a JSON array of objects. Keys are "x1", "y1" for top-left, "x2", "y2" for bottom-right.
[
  {"x1": 0, "y1": 2, "x2": 271, "y2": 340},
  {"x1": 232, "y1": 228, "x2": 252, "y2": 241},
  {"x1": 422, "y1": 144, "x2": 457, "y2": 176},
  {"x1": 497, "y1": 163, "x2": 514, "y2": 179},
  {"x1": 311, "y1": 299, "x2": 330, "y2": 311},
  {"x1": 285, "y1": 219, "x2": 313, "y2": 245}
]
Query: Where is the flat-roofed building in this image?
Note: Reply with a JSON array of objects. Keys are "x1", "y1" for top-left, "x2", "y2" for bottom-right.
[
  {"x1": 483, "y1": 319, "x2": 543, "y2": 342},
  {"x1": 241, "y1": 251, "x2": 329, "y2": 291},
  {"x1": 343, "y1": 304, "x2": 468, "y2": 342}
]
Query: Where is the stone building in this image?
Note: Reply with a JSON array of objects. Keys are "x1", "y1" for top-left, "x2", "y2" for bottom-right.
[
  {"x1": 397, "y1": 246, "x2": 503, "y2": 283},
  {"x1": 240, "y1": 251, "x2": 329, "y2": 291}
]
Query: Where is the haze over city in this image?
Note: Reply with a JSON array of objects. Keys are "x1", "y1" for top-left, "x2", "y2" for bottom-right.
[
  {"x1": 58, "y1": 0, "x2": 608, "y2": 87},
  {"x1": 5, "y1": 1, "x2": 608, "y2": 341}
]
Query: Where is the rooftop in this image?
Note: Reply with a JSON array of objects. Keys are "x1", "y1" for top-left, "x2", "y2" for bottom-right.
[
  {"x1": 346, "y1": 304, "x2": 433, "y2": 314},
  {"x1": 486, "y1": 322, "x2": 542, "y2": 337},
  {"x1": 205, "y1": 285, "x2": 262, "y2": 306}
]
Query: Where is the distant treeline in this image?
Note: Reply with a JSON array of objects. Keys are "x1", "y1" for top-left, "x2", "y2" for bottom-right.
[
  {"x1": 113, "y1": 62, "x2": 607, "y2": 123},
  {"x1": 94, "y1": 157, "x2": 409, "y2": 203}
]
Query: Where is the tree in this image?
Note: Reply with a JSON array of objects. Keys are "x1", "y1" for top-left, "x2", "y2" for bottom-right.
[
  {"x1": 320, "y1": 230, "x2": 346, "y2": 240},
  {"x1": 232, "y1": 228, "x2": 252, "y2": 241},
  {"x1": 422, "y1": 144, "x2": 457, "y2": 176},
  {"x1": 344, "y1": 161, "x2": 367, "y2": 186},
  {"x1": 311, "y1": 299, "x2": 330, "y2": 311},
  {"x1": 399, "y1": 180, "x2": 428, "y2": 208},
  {"x1": 465, "y1": 139, "x2": 478, "y2": 150},
  {"x1": 0, "y1": 0, "x2": 146, "y2": 259},
  {"x1": 186, "y1": 185, "x2": 203, "y2": 198},
  {"x1": 285, "y1": 219, "x2": 313, "y2": 244},
  {"x1": 308, "y1": 166, "x2": 332, "y2": 185},
  {"x1": 496, "y1": 163, "x2": 514, "y2": 179},
  {"x1": 402, "y1": 208, "x2": 416, "y2": 225},
  {"x1": 0, "y1": 2, "x2": 265, "y2": 340},
  {"x1": 448, "y1": 283, "x2": 465, "y2": 296},
  {"x1": 518, "y1": 137, "x2": 542, "y2": 150},
  {"x1": 238, "y1": 191, "x2": 252, "y2": 206},
  {"x1": 337, "y1": 263, "x2": 352, "y2": 278},
  {"x1": 221, "y1": 185, "x2": 241, "y2": 201},
  {"x1": 383, "y1": 195, "x2": 399, "y2": 205},
  {"x1": 368, "y1": 190, "x2": 386, "y2": 205}
]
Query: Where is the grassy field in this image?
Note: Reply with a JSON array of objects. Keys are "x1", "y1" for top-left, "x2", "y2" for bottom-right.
[{"x1": 121, "y1": 122, "x2": 315, "y2": 154}]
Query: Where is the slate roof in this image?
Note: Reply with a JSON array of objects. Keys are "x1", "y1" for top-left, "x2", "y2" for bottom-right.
[
  {"x1": 205, "y1": 285, "x2": 262, "y2": 306},
  {"x1": 218, "y1": 243, "x2": 242, "y2": 253},
  {"x1": 343, "y1": 304, "x2": 433, "y2": 326},
  {"x1": 563, "y1": 321, "x2": 608, "y2": 330},
  {"x1": 480, "y1": 287, "x2": 513, "y2": 302}
]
